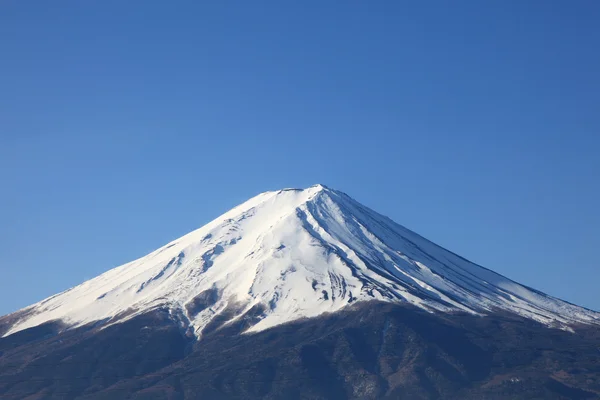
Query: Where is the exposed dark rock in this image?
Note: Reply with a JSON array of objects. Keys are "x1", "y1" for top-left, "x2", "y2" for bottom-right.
[{"x1": 185, "y1": 286, "x2": 221, "y2": 318}]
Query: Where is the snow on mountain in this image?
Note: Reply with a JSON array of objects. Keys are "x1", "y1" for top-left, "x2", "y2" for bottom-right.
[{"x1": 3, "y1": 184, "x2": 599, "y2": 338}]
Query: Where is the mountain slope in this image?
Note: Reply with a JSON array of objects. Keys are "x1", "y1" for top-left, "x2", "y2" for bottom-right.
[
  {"x1": 2, "y1": 303, "x2": 600, "y2": 400},
  {"x1": 3, "y1": 184, "x2": 599, "y2": 339}
]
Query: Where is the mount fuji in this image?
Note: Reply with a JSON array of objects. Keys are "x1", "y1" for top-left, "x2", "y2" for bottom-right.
[
  {"x1": 1, "y1": 185, "x2": 599, "y2": 400},
  {"x1": 3, "y1": 184, "x2": 598, "y2": 338}
]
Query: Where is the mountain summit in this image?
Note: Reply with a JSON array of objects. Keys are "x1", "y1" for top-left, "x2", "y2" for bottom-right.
[{"x1": 3, "y1": 185, "x2": 599, "y2": 338}]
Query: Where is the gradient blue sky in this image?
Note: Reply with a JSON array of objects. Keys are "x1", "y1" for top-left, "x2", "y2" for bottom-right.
[{"x1": 1, "y1": 1, "x2": 599, "y2": 315}]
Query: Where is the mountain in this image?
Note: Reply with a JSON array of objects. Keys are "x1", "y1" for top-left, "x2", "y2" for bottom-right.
[
  {"x1": 1, "y1": 185, "x2": 599, "y2": 400},
  {"x1": 3, "y1": 184, "x2": 598, "y2": 337}
]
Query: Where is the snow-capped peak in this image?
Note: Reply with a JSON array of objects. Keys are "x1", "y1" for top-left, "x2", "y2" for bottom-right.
[{"x1": 3, "y1": 185, "x2": 599, "y2": 337}]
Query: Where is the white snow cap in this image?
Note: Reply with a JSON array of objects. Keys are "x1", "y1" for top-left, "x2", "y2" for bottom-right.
[{"x1": 4, "y1": 184, "x2": 599, "y2": 337}]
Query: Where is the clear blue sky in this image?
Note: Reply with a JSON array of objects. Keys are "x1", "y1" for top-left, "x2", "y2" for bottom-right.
[{"x1": 1, "y1": 1, "x2": 599, "y2": 315}]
